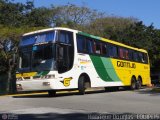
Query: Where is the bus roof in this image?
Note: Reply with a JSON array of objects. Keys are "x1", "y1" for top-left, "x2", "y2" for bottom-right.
[
  {"x1": 22, "y1": 27, "x2": 147, "y2": 53},
  {"x1": 22, "y1": 27, "x2": 78, "y2": 36}
]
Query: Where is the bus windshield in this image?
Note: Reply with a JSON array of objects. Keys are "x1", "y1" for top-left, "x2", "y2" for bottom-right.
[
  {"x1": 32, "y1": 44, "x2": 56, "y2": 71},
  {"x1": 18, "y1": 30, "x2": 57, "y2": 72},
  {"x1": 18, "y1": 44, "x2": 56, "y2": 72}
]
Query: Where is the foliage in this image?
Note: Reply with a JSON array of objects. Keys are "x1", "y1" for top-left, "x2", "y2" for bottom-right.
[{"x1": 51, "y1": 4, "x2": 104, "y2": 27}]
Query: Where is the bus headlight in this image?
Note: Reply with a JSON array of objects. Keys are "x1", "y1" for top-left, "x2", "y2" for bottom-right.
[{"x1": 16, "y1": 84, "x2": 23, "y2": 90}]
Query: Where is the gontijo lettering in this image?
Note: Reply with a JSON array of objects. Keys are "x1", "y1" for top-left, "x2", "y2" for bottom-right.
[{"x1": 117, "y1": 61, "x2": 136, "y2": 68}]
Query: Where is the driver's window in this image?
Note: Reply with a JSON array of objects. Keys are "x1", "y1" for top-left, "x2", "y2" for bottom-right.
[
  {"x1": 59, "y1": 31, "x2": 72, "y2": 44},
  {"x1": 58, "y1": 31, "x2": 74, "y2": 73},
  {"x1": 59, "y1": 33, "x2": 66, "y2": 43}
]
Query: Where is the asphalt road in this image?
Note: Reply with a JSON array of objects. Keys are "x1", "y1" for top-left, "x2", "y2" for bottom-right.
[{"x1": 0, "y1": 88, "x2": 160, "y2": 120}]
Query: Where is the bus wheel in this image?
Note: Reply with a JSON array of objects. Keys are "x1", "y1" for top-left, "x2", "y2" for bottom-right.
[
  {"x1": 130, "y1": 77, "x2": 136, "y2": 90},
  {"x1": 48, "y1": 90, "x2": 56, "y2": 97},
  {"x1": 78, "y1": 76, "x2": 86, "y2": 95},
  {"x1": 136, "y1": 77, "x2": 142, "y2": 89}
]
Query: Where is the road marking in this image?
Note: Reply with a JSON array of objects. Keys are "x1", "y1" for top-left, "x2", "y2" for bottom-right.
[
  {"x1": 0, "y1": 91, "x2": 72, "y2": 97},
  {"x1": 0, "y1": 92, "x2": 47, "y2": 97},
  {"x1": 0, "y1": 88, "x2": 104, "y2": 97}
]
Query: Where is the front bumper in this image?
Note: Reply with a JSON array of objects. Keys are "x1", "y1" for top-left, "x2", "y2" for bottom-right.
[{"x1": 16, "y1": 76, "x2": 72, "y2": 91}]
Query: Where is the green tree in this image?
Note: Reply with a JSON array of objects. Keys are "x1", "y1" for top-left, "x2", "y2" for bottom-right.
[
  {"x1": 0, "y1": 0, "x2": 26, "y2": 27},
  {"x1": 51, "y1": 4, "x2": 104, "y2": 28},
  {"x1": 0, "y1": 25, "x2": 45, "y2": 93},
  {"x1": 25, "y1": 7, "x2": 53, "y2": 27}
]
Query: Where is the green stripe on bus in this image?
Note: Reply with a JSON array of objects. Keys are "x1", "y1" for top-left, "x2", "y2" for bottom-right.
[
  {"x1": 90, "y1": 55, "x2": 113, "y2": 81},
  {"x1": 101, "y1": 58, "x2": 120, "y2": 81},
  {"x1": 90, "y1": 55, "x2": 121, "y2": 82},
  {"x1": 78, "y1": 32, "x2": 101, "y2": 40}
]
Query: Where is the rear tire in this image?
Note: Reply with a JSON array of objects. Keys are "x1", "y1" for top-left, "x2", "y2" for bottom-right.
[
  {"x1": 136, "y1": 77, "x2": 142, "y2": 89},
  {"x1": 48, "y1": 90, "x2": 56, "y2": 97},
  {"x1": 130, "y1": 77, "x2": 136, "y2": 90},
  {"x1": 78, "y1": 76, "x2": 85, "y2": 95}
]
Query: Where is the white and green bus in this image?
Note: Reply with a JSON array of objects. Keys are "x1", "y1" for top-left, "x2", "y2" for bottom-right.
[{"x1": 16, "y1": 27, "x2": 151, "y2": 96}]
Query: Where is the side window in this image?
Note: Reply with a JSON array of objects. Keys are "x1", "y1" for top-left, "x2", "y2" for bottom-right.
[
  {"x1": 143, "y1": 53, "x2": 148, "y2": 64},
  {"x1": 119, "y1": 48, "x2": 124, "y2": 59},
  {"x1": 123, "y1": 49, "x2": 129, "y2": 60},
  {"x1": 108, "y1": 45, "x2": 118, "y2": 58},
  {"x1": 128, "y1": 50, "x2": 133, "y2": 60},
  {"x1": 86, "y1": 38, "x2": 93, "y2": 54},
  {"x1": 77, "y1": 35, "x2": 85, "y2": 53},
  {"x1": 138, "y1": 52, "x2": 143, "y2": 62},
  {"x1": 59, "y1": 31, "x2": 72, "y2": 44},
  {"x1": 58, "y1": 31, "x2": 74, "y2": 73},
  {"x1": 101, "y1": 43, "x2": 107, "y2": 56},
  {"x1": 119, "y1": 48, "x2": 129, "y2": 60},
  {"x1": 125, "y1": 49, "x2": 129, "y2": 60},
  {"x1": 94, "y1": 41, "x2": 101, "y2": 54},
  {"x1": 133, "y1": 52, "x2": 138, "y2": 62}
]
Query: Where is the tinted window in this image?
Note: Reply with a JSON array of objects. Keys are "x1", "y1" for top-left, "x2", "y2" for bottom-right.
[
  {"x1": 60, "y1": 33, "x2": 65, "y2": 43},
  {"x1": 58, "y1": 32, "x2": 74, "y2": 73},
  {"x1": 59, "y1": 31, "x2": 72, "y2": 44},
  {"x1": 86, "y1": 39, "x2": 93, "y2": 54},
  {"x1": 77, "y1": 35, "x2": 85, "y2": 52},
  {"x1": 108, "y1": 45, "x2": 118, "y2": 58},
  {"x1": 128, "y1": 50, "x2": 133, "y2": 60},
  {"x1": 125, "y1": 49, "x2": 129, "y2": 60},
  {"x1": 143, "y1": 53, "x2": 148, "y2": 64},
  {"x1": 20, "y1": 32, "x2": 55, "y2": 46},
  {"x1": 94, "y1": 41, "x2": 101, "y2": 54},
  {"x1": 33, "y1": 44, "x2": 54, "y2": 61},
  {"x1": 101, "y1": 43, "x2": 107, "y2": 56},
  {"x1": 119, "y1": 48, "x2": 130, "y2": 60},
  {"x1": 46, "y1": 32, "x2": 55, "y2": 42},
  {"x1": 119, "y1": 48, "x2": 124, "y2": 59},
  {"x1": 138, "y1": 52, "x2": 143, "y2": 62},
  {"x1": 133, "y1": 52, "x2": 138, "y2": 62}
]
